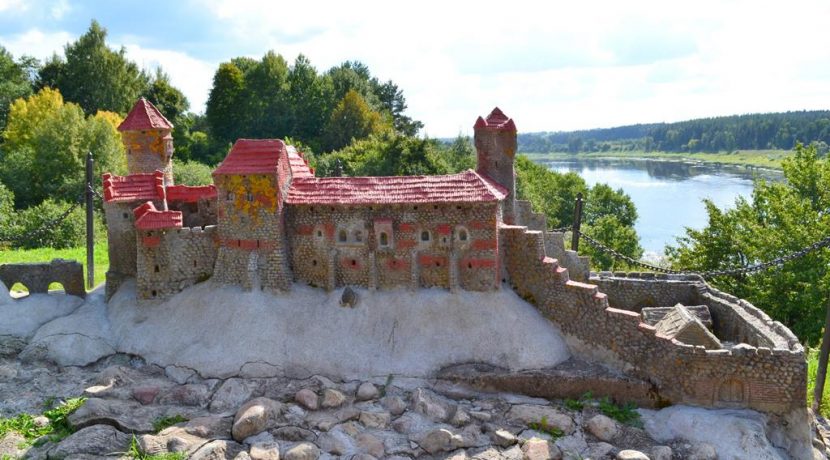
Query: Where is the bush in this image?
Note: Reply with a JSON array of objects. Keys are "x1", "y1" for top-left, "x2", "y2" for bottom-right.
[
  {"x1": 3, "y1": 199, "x2": 104, "y2": 249},
  {"x1": 173, "y1": 159, "x2": 213, "y2": 186}
]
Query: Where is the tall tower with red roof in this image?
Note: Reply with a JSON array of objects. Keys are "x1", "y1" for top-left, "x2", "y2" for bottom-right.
[
  {"x1": 118, "y1": 98, "x2": 175, "y2": 185},
  {"x1": 474, "y1": 107, "x2": 518, "y2": 224}
]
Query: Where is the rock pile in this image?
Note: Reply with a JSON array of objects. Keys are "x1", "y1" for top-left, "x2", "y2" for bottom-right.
[{"x1": 0, "y1": 355, "x2": 776, "y2": 460}]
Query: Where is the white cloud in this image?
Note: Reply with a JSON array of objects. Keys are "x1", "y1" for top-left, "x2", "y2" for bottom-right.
[
  {"x1": 50, "y1": 0, "x2": 70, "y2": 20},
  {"x1": 0, "y1": 28, "x2": 72, "y2": 59},
  {"x1": 0, "y1": 0, "x2": 27, "y2": 13},
  {"x1": 123, "y1": 44, "x2": 216, "y2": 116}
]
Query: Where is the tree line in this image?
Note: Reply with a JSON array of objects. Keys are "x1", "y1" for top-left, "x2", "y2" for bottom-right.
[{"x1": 519, "y1": 111, "x2": 830, "y2": 154}]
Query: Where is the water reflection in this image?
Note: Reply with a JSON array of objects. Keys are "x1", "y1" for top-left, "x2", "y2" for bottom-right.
[{"x1": 539, "y1": 158, "x2": 781, "y2": 258}]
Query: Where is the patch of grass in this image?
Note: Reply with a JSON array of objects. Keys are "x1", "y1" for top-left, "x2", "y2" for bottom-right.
[
  {"x1": 528, "y1": 415, "x2": 564, "y2": 439},
  {"x1": 379, "y1": 374, "x2": 394, "y2": 398},
  {"x1": 807, "y1": 347, "x2": 830, "y2": 417},
  {"x1": 598, "y1": 396, "x2": 642, "y2": 427},
  {"x1": 563, "y1": 391, "x2": 593, "y2": 411},
  {"x1": 0, "y1": 397, "x2": 86, "y2": 449},
  {"x1": 0, "y1": 244, "x2": 109, "y2": 293},
  {"x1": 127, "y1": 436, "x2": 187, "y2": 460},
  {"x1": 152, "y1": 415, "x2": 188, "y2": 433}
]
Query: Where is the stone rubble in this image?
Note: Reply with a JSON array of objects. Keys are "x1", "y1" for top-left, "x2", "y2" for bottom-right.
[{"x1": 0, "y1": 354, "x2": 820, "y2": 460}]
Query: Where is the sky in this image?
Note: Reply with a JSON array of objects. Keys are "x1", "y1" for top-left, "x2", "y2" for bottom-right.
[{"x1": 1, "y1": 0, "x2": 830, "y2": 138}]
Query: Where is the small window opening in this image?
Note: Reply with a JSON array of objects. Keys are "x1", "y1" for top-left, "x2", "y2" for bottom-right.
[
  {"x1": 379, "y1": 232, "x2": 389, "y2": 247},
  {"x1": 420, "y1": 231, "x2": 430, "y2": 242},
  {"x1": 468, "y1": 262, "x2": 473, "y2": 269},
  {"x1": 226, "y1": 191, "x2": 233, "y2": 201},
  {"x1": 338, "y1": 230, "x2": 347, "y2": 243},
  {"x1": 442, "y1": 237, "x2": 447, "y2": 244},
  {"x1": 495, "y1": 161, "x2": 500, "y2": 167},
  {"x1": 193, "y1": 260, "x2": 197, "y2": 267},
  {"x1": 154, "y1": 265, "x2": 160, "y2": 273},
  {"x1": 310, "y1": 206, "x2": 315, "y2": 212},
  {"x1": 317, "y1": 230, "x2": 323, "y2": 238},
  {"x1": 256, "y1": 240, "x2": 261, "y2": 248},
  {"x1": 246, "y1": 192, "x2": 254, "y2": 202},
  {"x1": 413, "y1": 206, "x2": 418, "y2": 210},
  {"x1": 435, "y1": 261, "x2": 441, "y2": 267},
  {"x1": 354, "y1": 230, "x2": 363, "y2": 242},
  {"x1": 351, "y1": 259, "x2": 357, "y2": 266},
  {"x1": 312, "y1": 259, "x2": 318, "y2": 266},
  {"x1": 459, "y1": 230, "x2": 468, "y2": 241},
  {"x1": 122, "y1": 212, "x2": 129, "y2": 219},
  {"x1": 151, "y1": 290, "x2": 157, "y2": 297},
  {"x1": 433, "y1": 205, "x2": 438, "y2": 210}
]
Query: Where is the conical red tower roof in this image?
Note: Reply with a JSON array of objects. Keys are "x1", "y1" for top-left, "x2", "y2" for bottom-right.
[
  {"x1": 473, "y1": 107, "x2": 516, "y2": 131},
  {"x1": 118, "y1": 98, "x2": 173, "y2": 132}
]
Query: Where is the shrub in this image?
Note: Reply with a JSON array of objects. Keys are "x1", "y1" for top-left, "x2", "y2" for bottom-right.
[{"x1": 173, "y1": 159, "x2": 213, "y2": 186}]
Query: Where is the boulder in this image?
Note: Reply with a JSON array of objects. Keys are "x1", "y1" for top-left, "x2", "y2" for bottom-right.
[
  {"x1": 47, "y1": 425, "x2": 131, "y2": 458},
  {"x1": 320, "y1": 389, "x2": 346, "y2": 409},
  {"x1": 491, "y1": 429, "x2": 517, "y2": 447},
  {"x1": 616, "y1": 450, "x2": 650, "y2": 460},
  {"x1": 417, "y1": 428, "x2": 463, "y2": 454},
  {"x1": 651, "y1": 445, "x2": 673, "y2": 460},
  {"x1": 250, "y1": 441, "x2": 280, "y2": 460},
  {"x1": 190, "y1": 439, "x2": 246, "y2": 460},
  {"x1": 411, "y1": 388, "x2": 453, "y2": 422},
  {"x1": 210, "y1": 379, "x2": 257, "y2": 413},
  {"x1": 585, "y1": 414, "x2": 620, "y2": 442},
  {"x1": 294, "y1": 389, "x2": 319, "y2": 410},
  {"x1": 284, "y1": 442, "x2": 320, "y2": 460},
  {"x1": 359, "y1": 410, "x2": 391, "y2": 429},
  {"x1": 232, "y1": 397, "x2": 284, "y2": 442},
  {"x1": 521, "y1": 438, "x2": 562, "y2": 460},
  {"x1": 381, "y1": 395, "x2": 407, "y2": 416},
  {"x1": 356, "y1": 382, "x2": 379, "y2": 401}
]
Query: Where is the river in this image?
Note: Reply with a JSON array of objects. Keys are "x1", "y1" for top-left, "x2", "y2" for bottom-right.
[{"x1": 538, "y1": 158, "x2": 782, "y2": 260}]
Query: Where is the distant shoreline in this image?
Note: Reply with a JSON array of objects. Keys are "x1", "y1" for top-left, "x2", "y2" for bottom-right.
[{"x1": 521, "y1": 149, "x2": 788, "y2": 171}]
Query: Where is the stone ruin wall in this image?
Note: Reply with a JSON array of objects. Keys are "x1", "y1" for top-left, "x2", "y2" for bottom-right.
[
  {"x1": 104, "y1": 201, "x2": 144, "y2": 299},
  {"x1": 168, "y1": 197, "x2": 218, "y2": 229},
  {"x1": 212, "y1": 175, "x2": 291, "y2": 292},
  {"x1": 286, "y1": 202, "x2": 501, "y2": 291},
  {"x1": 499, "y1": 224, "x2": 806, "y2": 415},
  {"x1": 122, "y1": 130, "x2": 173, "y2": 184},
  {"x1": 135, "y1": 225, "x2": 218, "y2": 300}
]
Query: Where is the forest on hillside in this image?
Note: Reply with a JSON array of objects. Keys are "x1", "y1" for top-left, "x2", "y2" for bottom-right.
[{"x1": 519, "y1": 111, "x2": 830, "y2": 154}]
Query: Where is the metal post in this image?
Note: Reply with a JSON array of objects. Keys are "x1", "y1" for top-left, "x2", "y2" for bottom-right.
[
  {"x1": 85, "y1": 152, "x2": 94, "y2": 290},
  {"x1": 813, "y1": 297, "x2": 830, "y2": 411},
  {"x1": 571, "y1": 193, "x2": 583, "y2": 252}
]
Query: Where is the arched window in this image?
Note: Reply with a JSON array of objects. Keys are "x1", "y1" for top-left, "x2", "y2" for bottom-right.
[
  {"x1": 246, "y1": 192, "x2": 254, "y2": 202},
  {"x1": 338, "y1": 230, "x2": 348, "y2": 243},
  {"x1": 459, "y1": 229, "x2": 468, "y2": 241},
  {"x1": 354, "y1": 230, "x2": 363, "y2": 242},
  {"x1": 379, "y1": 232, "x2": 389, "y2": 247},
  {"x1": 420, "y1": 230, "x2": 431, "y2": 242}
]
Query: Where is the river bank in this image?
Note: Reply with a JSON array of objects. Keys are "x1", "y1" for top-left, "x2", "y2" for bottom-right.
[{"x1": 523, "y1": 149, "x2": 789, "y2": 170}]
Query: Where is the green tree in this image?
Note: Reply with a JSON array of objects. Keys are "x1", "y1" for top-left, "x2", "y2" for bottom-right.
[
  {"x1": 441, "y1": 135, "x2": 476, "y2": 172},
  {"x1": 667, "y1": 143, "x2": 830, "y2": 342},
  {"x1": 322, "y1": 90, "x2": 388, "y2": 152},
  {"x1": 172, "y1": 159, "x2": 213, "y2": 185},
  {"x1": 242, "y1": 51, "x2": 290, "y2": 138},
  {"x1": 287, "y1": 54, "x2": 333, "y2": 148},
  {"x1": 373, "y1": 79, "x2": 423, "y2": 136},
  {"x1": 582, "y1": 215, "x2": 643, "y2": 270},
  {"x1": 0, "y1": 46, "x2": 35, "y2": 132},
  {"x1": 585, "y1": 183, "x2": 637, "y2": 227},
  {"x1": 47, "y1": 20, "x2": 148, "y2": 115},
  {"x1": 206, "y1": 62, "x2": 245, "y2": 144},
  {"x1": 0, "y1": 88, "x2": 125, "y2": 208},
  {"x1": 317, "y1": 131, "x2": 450, "y2": 177}
]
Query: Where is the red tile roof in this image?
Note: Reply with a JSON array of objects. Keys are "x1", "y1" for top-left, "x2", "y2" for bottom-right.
[
  {"x1": 212, "y1": 139, "x2": 286, "y2": 176},
  {"x1": 102, "y1": 172, "x2": 164, "y2": 203},
  {"x1": 287, "y1": 147, "x2": 314, "y2": 179},
  {"x1": 474, "y1": 107, "x2": 516, "y2": 131},
  {"x1": 286, "y1": 170, "x2": 507, "y2": 205},
  {"x1": 133, "y1": 201, "x2": 183, "y2": 230},
  {"x1": 118, "y1": 98, "x2": 173, "y2": 131},
  {"x1": 166, "y1": 184, "x2": 218, "y2": 202}
]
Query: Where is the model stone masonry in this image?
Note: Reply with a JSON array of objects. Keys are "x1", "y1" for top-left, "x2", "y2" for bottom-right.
[{"x1": 102, "y1": 98, "x2": 807, "y2": 419}]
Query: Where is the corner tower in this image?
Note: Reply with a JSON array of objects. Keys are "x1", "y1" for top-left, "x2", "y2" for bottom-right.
[
  {"x1": 118, "y1": 98, "x2": 175, "y2": 185},
  {"x1": 474, "y1": 107, "x2": 517, "y2": 224}
]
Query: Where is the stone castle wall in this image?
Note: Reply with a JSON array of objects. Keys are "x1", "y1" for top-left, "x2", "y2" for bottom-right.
[
  {"x1": 475, "y1": 129, "x2": 516, "y2": 223},
  {"x1": 212, "y1": 175, "x2": 291, "y2": 291},
  {"x1": 286, "y1": 202, "x2": 501, "y2": 291},
  {"x1": 499, "y1": 224, "x2": 805, "y2": 415},
  {"x1": 135, "y1": 225, "x2": 218, "y2": 300},
  {"x1": 122, "y1": 130, "x2": 173, "y2": 184}
]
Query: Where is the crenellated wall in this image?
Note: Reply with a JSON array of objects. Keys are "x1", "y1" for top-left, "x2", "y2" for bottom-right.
[
  {"x1": 285, "y1": 202, "x2": 501, "y2": 291},
  {"x1": 135, "y1": 225, "x2": 218, "y2": 300},
  {"x1": 499, "y1": 224, "x2": 806, "y2": 415}
]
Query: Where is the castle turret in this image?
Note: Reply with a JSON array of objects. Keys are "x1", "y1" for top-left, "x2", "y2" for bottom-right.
[
  {"x1": 118, "y1": 98, "x2": 175, "y2": 185},
  {"x1": 474, "y1": 107, "x2": 517, "y2": 224}
]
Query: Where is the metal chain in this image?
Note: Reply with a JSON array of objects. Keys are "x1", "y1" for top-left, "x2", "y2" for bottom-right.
[{"x1": 574, "y1": 227, "x2": 830, "y2": 278}]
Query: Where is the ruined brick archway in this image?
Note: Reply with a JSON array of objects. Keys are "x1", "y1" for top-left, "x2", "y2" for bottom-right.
[{"x1": 0, "y1": 259, "x2": 85, "y2": 298}]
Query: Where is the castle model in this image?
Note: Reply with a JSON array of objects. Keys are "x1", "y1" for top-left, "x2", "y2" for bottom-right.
[{"x1": 103, "y1": 99, "x2": 807, "y2": 425}]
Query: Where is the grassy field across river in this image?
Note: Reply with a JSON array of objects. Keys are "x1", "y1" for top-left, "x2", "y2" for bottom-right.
[{"x1": 523, "y1": 149, "x2": 791, "y2": 169}]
